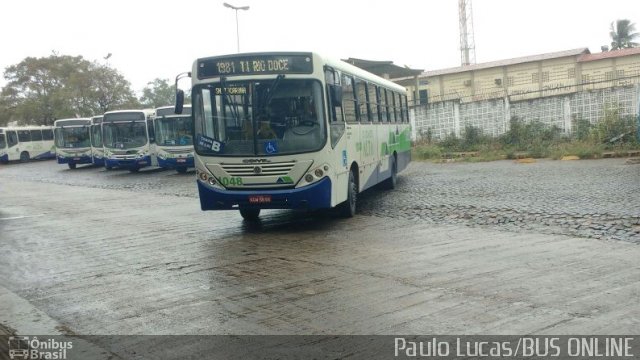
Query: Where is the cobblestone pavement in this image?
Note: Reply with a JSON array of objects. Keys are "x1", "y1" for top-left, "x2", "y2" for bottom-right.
[
  {"x1": 2, "y1": 158, "x2": 639, "y2": 243},
  {"x1": 358, "y1": 158, "x2": 640, "y2": 243}
]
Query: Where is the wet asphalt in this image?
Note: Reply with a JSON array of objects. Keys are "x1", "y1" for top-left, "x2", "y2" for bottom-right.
[{"x1": 0, "y1": 159, "x2": 639, "y2": 341}]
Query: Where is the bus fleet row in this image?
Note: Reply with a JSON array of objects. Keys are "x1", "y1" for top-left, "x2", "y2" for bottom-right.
[{"x1": 1, "y1": 106, "x2": 194, "y2": 173}]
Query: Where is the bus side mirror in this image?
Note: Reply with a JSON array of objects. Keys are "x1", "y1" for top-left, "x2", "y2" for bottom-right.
[
  {"x1": 175, "y1": 89, "x2": 185, "y2": 114},
  {"x1": 329, "y1": 85, "x2": 343, "y2": 106}
]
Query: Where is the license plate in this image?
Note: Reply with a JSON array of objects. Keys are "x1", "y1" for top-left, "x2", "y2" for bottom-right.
[
  {"x1": 249, "y1": 195, "x2": 271, "y2": 204},
  {"x1": 177, "y1": 158, "x2": 186, "y2": 163},
  {"x1": 73, "y1": 157, "x2": 80, "y2": 161}
]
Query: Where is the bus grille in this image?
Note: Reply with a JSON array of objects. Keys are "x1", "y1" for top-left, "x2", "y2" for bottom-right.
[{"x1": 221, "y1": 162, "x2": 296, "y2": 176}]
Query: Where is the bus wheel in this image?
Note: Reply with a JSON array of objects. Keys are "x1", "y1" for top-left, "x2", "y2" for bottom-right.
[
  {"x1": 68, "y1": 163, "x2": 77, "y2": 170},
  {"x1": 176, "y1": 166, "x2": 188, "y2": 174},
  {"x1": 19, "y1": 151, "x2": 30, "y2": 163},
  {"x1": 239, "y1": 208, "x2": 260, "y2": 221},
  {"x1": 339, "y1": 170, "x2": 357, "y2": 218},
  {"x1": 129, "y1": 167, "x2": 140, "y2": 173},
  {"x1": 105, "y1": 165, "x2": 113, "y2": 170},
  {"x1": 382, "y1": 155, "x2": 397, "y2": 190}
]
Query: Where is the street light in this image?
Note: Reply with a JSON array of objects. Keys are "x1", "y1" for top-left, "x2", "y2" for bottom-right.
[{"x1": 223, "y1": 2, "x2": 250, "y2": 53}]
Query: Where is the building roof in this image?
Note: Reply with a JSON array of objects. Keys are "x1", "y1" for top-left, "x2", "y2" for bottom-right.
[
  {"x1": 342, "y1": 58, "x2": 423, "y2": 79},
  {"x1": 578, "y1": 47, "x2": 640, "y2": 62},
  {"x1": 420, "y1": 48, "x2": 590, "y2": 78}
]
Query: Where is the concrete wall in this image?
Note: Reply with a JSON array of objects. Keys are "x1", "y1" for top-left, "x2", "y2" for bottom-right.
[{"x1": 411, "y1": 84, "x2": 640, "y2": 140}]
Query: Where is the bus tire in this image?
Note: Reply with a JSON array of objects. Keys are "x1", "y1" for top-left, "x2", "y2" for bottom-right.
[
  {"x1": 19, "y1": 151, "x2": 30, "y2": 163},
  {"x1": 68, "y1": 163, "x2": 77, "y2": 170},
  {"x1": 129, "y1": 167, "x2": 140, "y2": 173},
  {"x1": 105, "y1": 165, "x2": 113, "y2": 170},
  {"x1": 176, "y1": 166, "x2": 188, "y2": 174},
  {"x1": 382, "y1": 154, "x2": 397, "y2": 190},
  {"x1": 239, "y1": 208, "x2": 260, "y2": 221},
  {"x1": 339, "y1": 170, "x2": 357, "y2": 218}
]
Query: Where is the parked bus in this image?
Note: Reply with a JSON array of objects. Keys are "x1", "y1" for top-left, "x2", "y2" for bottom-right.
[
  {"x1": 0, "y1": 126, "x2": 55, "y2": 163},
  {"x1": 54, "y1": 118, "x2": 93, "y2": 169},
  {"x1": 175, "y1": 52, "x2": 411, "y2": 220},
  {"x1": 154, "y1": 105, "x2": 194, "y2": 173},
  {"x1": 90, "y1": 115, "x2": 105, "y2": 167},
  {"x1": 102, "y1": 109, "x2": 157, "y2": 172}
]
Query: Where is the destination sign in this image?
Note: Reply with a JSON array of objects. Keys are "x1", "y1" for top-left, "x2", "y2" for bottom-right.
[{"x1": 198, "y1": 54, "x2": 313, "y2": 78}]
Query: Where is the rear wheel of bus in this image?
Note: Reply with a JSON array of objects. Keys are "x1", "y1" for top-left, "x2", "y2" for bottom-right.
[
  {"x1": 382, "y1": 154, "x2": 397, "y2": 190},
  {"x1": 239, "y1": 207, "x2": 260, "y2": 221}
]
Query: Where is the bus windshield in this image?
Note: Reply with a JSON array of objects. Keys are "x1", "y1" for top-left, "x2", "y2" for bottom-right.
[
  {"x1": 0, "y1": 134, "x2": 6, "y2": 149},
  {"x1": 55, "y1": 126, "x2": 91, "y2": 148},
  {"x1": 155, "y1": 116, "x2": 193, "y2": 146},
  {"x1": 193, "y1": 79, "x2": 325, "y2": 156},
  {"x1": 103, "y1": 122, "x2": 148, "y2": 149},
  {"x1": 91, "y1": 125, "x2": 102, "y2": 147}
]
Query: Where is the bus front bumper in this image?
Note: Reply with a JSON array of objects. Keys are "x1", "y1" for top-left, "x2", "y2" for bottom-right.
[
  {"x1": 158, "y1": 157, "x2": 194, "y2": 169},
  {"x1": 57, "y1": 154, "x2": 92, "y2": 165},
  {"x1": 105, "y1": 156, "x2": 151, "y2": 169},
  {"x1": 197, "y1": 177, "x2": 332, "y2": 211},
  {"x1": 0, "y1": 154, "x2": 7, "y2": 163}
]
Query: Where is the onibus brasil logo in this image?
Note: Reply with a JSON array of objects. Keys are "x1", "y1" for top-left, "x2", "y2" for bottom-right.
[{"x1": 8, "y1": 336, "x2": 73, "y2": 359}]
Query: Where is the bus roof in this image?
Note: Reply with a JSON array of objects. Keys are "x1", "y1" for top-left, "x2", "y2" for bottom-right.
[
  {"x1": 54, "y1": 118, "x2": 91, "y2": 127},
  {"x1": 0, "y1": 125, "x2": 54, "y2": 132},
  {"x1": 155, "y1": 105, "x2": 191, "y2": 117}
]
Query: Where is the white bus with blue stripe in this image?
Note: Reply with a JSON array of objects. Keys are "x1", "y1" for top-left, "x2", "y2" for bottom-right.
[
  {"x1": 175, "y1": 52, "x2": 411, "y2": 220},
  {"x1": 154, "y1": 105, "x2": 193, "y2": 173},
  {"x1": 103, "y1": 109, "x2": 157, "y2": 172},
  {"x1": 0, "y1": 126, "x2": 55, "y2": 163},
  {"x1": 54, "y1": 118, "x2": 93, "y2": 169},
  {"x1": 90, "y1": 115, "x2": 105, "y2": 167}
]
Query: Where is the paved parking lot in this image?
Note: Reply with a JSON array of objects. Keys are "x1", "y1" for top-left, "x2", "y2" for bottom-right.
[{"x1": 0, "y1": 159, "x2": 639, "y2": 342}]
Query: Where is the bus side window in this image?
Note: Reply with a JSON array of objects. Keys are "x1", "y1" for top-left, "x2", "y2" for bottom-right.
[
  {"x1": 18, "y1": 130, "x2": 31, "y2": 142},
  {"x1": 341, "y1": 74, "x2": 357, "y2": 123},
  {"x1": 390, "y1": 92, "x2": 398, "y2": 123},
  {"x1": 355, "y1": 78, "x2": 369, "y2": 122},
  {"x1": 30, "y1": 130, "x2": 43, "y2": 141},
  {"x1": 43, "y1": 129, "x2": 54, "y2": 141},
  {"x1": 367, "y1": 83, "x2": 379, "y2": 123},
  {"x1": 7, "y1": 131, "x2": 18, "y2": 147},
  {"x1": 325, "y1": 68, "x2": 343, "y2": 123}
]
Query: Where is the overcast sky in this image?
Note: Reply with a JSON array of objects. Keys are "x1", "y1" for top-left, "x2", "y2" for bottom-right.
[{"x1": 1, "y1": 0, "x2": 638, "y2": 93}]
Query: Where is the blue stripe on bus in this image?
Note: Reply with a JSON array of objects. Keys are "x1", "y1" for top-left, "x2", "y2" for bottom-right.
[
  {"x1": 158, "y1": 157, "x2": 194, "y2": 169},
  {"x1": 197, "y1": 176, "x2": 332, "y2": 211},
  {"x1": 105, "y1": 155, "x2": 152, "y2": 169},
  {"x1": 57, "y1": 154, "x2": 92, "y2": 165}
]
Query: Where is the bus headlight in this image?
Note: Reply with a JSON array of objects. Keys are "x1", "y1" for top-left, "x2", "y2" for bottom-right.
[
  {"x1": 302, "y1": 164, "x2": 330, "y2": 186},
  {"x1": 196, "y1": 169, "x2": 223, "y2": 189}
]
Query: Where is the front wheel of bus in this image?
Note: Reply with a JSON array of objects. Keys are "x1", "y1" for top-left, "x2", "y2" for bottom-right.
[
  {"x1": 339, "y1": 170, "x2": 357, "y2": 218},
  {"x1": 129, "y1": 167, "x2": 140, "y2": 173},
  {"x1": 19, "y1": 151, "x2": 30, "y2": 163},
  {"x1": 239, "y1": 208, "x2": 260, "y2": 221},
  {"x1": 68, "y1": 163, "x2": 77, "y2": 170},
  {"x1": 176, "y1": 166, "x2": 188, "y2": 174}
]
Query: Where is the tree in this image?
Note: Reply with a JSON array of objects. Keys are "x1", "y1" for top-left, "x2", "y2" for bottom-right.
[
  {"x1": 610, "y1": 19, "x2": 639, "y2": 50},
  {"x1": 0, "y1": 54, "x2": 139, "y2": 125},
  {"x1": 140, "y1": 78, "x2": 175, "y2": 108}
]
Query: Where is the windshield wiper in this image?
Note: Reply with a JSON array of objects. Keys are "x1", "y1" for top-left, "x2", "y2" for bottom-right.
[{"x1": 260, "y1": 74, "x2": 285, "y2": 111}]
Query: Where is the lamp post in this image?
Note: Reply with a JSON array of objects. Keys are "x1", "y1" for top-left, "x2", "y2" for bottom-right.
[{"x1": 223, "y1": 2, "x2": 250, "y2": 53}]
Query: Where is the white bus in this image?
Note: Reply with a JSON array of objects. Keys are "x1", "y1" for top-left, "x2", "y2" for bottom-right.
[
  {"x1": 0, "y1": 126, "x2": 55, "y2": 163},
  {"x1": 54, "y1": 118, "x2": 93, "y2": 169},
  {"x1": 102, "y1": 109, "x2": 157, "y2": 172},
  {"x1": 175, "y1": 52, "x2": 411, "y2": 220},
  {"x1": 90, "y1": 115, "x2": 105, "y2": 166},
  {"x1": 154, "y1": 105, "x2": 193, "y2": 173}
]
